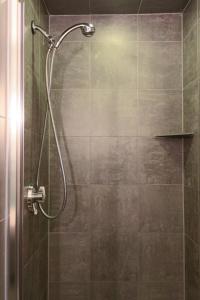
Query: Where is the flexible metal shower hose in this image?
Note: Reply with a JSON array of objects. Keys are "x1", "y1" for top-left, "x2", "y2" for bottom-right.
[{"x1": 36, "y1": 46, "x2": 67, "y2": 219}]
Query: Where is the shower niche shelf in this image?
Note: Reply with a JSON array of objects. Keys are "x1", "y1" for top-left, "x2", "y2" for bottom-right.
[{"x1": 155, "y1": 133, "x2": 194, "y2": 138}]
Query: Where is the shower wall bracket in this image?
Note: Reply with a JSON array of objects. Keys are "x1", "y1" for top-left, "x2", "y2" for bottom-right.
[{"x1": 24, "y1": 186, "x2": 46, "y2": 215}]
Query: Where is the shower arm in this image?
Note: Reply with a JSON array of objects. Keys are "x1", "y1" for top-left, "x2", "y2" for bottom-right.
[{"x1": 31, "y1": 21, "x2": 55, "y2": 45}]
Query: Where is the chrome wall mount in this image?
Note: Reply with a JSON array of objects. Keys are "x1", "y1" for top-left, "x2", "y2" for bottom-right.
[{"x1": 24, "y1": 186, "x2": 46, "y2": 215}]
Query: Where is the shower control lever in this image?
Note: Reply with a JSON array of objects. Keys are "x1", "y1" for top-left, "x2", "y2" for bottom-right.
[{"x1": 24, "y1": 186, "x2": 46, "y2": 215}]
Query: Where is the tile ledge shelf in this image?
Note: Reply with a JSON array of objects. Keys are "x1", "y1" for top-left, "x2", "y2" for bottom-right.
[{"x1": 155, "y1": 133, "x2": 194, "y2": 138}]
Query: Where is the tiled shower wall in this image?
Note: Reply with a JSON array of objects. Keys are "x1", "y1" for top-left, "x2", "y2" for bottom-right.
[
  {"x1": 48, "y1": 14, "x2": 184, "y2": 299},
  {"x1": 183, "y1": 0, "x2": 200, "y2": 299},
  {"x1": 23, "y1": 0, "x2": 49, "y2": 299}
]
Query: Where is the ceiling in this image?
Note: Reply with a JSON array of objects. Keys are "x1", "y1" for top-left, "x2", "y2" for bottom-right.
[{"x1": 44, "y1": 0, "x2": 190, "y2": 15}]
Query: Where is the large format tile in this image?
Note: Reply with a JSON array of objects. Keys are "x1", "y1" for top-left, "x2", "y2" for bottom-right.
[
  {"x1": 91, "y1": 14, "x2": 137, "y2": 42},
  {"x1": 49, "y1": 232, "x2": 90, "y2": 282},
  {"x1": 90, "y1": 281, "x2": 137, "y2": 300},
  {"x1": 91, "y1": 137, "x2": 138, "y2": 184},
  {"x1": 90, "y1": 185, "x2": 139, "y2": 233},
  {"x1": 50, "y1": 136, "x2": 90, "y2": 185},
  {"x1": 183, "y1": 25, "x2": 198, "y2": 87},
  {"x1": 91, "y1": 89, "x2": 138, "y2": 137},
  {"x1": 138, "y1": 282, "x2": 183, "y2": 300},
  {"x1": 51, "y1": 89, "x2": 91, "y2": 137},
  {"x1": 91, "y1": 42, "x2": 137, "y2": 89},
  {"x1": 139, "y1": 233, "x2": 183, "y2": 282},
  {"x1": 138, "y1": 14, "x2": 182, "y2": 41},
  {"x1": 185, "y1": 236, "x2": 200, "y2": 300},
  {"x1": 50, "y1": 185, "x2": 90, "y2": 233},
  {"x1": 91, "y1": 230, "x2": 138, "y2": 281},
  {"x1": 139, "y1": 185, "x2": 183, "y2": 233},
  {"x1": 139, "y1": 41, "x2": 182, "y2": 90},
  {"x1": 49, "y1": 282, "x2": 90, "y2": 300},
  {"x1": 139, "y1": 90, "x2": 182, "y2": 136},
  {"x1": 183, "y1": 79, "x2": 199, "y2": 133},
  {"x1": 183, "y1": 0, "x2": 197, "y2": 38},
  {"x1": 51, "y1": 42, "x2": 90, "y2": 89},
  {"x1": 90, "y1": 0, "x2": 140, "y2": 14},
  {"x1": 139, "y1": 138, "x2": 182, "y2": 184},
  {"x1": 139, "y1": 0, "x2": 188, "y2": 13}
]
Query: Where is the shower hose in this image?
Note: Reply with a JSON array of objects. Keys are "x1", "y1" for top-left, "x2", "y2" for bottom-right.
[{"x1": 35, "y1": 46, "x2": 67, "y2": 219}]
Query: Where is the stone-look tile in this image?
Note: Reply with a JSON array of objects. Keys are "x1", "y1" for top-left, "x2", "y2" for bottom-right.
[
  {"x1": 91, "y1": 185, "x2": 139, "y2": 233},
  {"x1": 0, "y1": 221, "x2": 5, "y2": 300},
  {"x1": 49, "y1": 282, "x2": 90, "y2": 300},
  {"x1": 184, "y1": 187, "x2": 199, "y2": 243},
  {"x1": 50, "y1": 185, "x2": 90, "y2": 232},
  {"x1": 91, "y1": 137, "x2": 138, "y2": 184},
  {"x1": 51, "y1": 42, "x2": 90, "y2": 89},
  {"x1": 49, "y1": 232, "x2": 90, "y2": 282},
  {"x1": 139, "y1": 90, "x2": 182, "y2": 136},
  {"x1": 50, "y1": 15, "x2": 91, "y2": 40},
  {"x1": 50, "y1": 136, "x2": 90, "y2": 185},
  {"x1": 23, "y1": 237, "x2": 48, "y2": 300},
  {"x1": 91, "y1": 14, "x2": 137, "y2": 42},
  {"x1": 139, "y1": 233, "x2": 183, "y2": 282},
  {"x1": 183, "y1": 24, "x2": 198, "y2": 87},
  {"x1": 91, "y1": 89, "x2": 138, "y2": 137},
  {"x1": 185, "y1": 236, "x2": 200, "y2": 300},
  {"x1": 45, "y1": 0, "x2": 90, "y2": 15},
  {"x1": 138, "y1": 14, "x2": 182, "y2": 41},
  {"x1": 90, "y1": 281, "x2": 137, "y2": 300},
  {"x1": 91, "y1": 42, "x2": 137, "y2": 89},
  {"x1": 91, "y1": 0, "x2": 140, "y2": 14},
  {"x1": 0, "y1": 118, "x2": 6, "y2": 220},
  {"x1": 139, "y1": 185, "x2": 183, "y2": 233},
  {"x1": 139, "y1": 138, "x2": 182, "y2": 184},
  {"x1": 91, "y1": 230, "x2": 138, "y2": 281},
  {"x1": 51, "y1": 89, "x2": 91, "y2": 137},
  {"x1": 183, "y1": 0, "x2": 197, "y2": 38},
  {"x1": 184, "y1": 136, "x2": 199, "y2": 189},
  {"x1": 139, "y1": 0, "x2": 188, "y2": 13},
  {"x1": 138, "y1": 282, "x2": 183, "y2": 300},
  {"x1": 139, "y1": 41, "x2": 182, "y2": 90},
  {"x1": 183, "y1": 79, "x2": 199, "y2": 133}
]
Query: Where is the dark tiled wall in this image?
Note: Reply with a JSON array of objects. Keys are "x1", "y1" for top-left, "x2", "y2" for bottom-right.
[
  {"x1": 183, "y1": 0, "x2": 200, "y2": 299},
  {"x1": 49, "y1": 14, "x2": 184, "y2": 300},
  {"x1": 23, "y1": 0, "x2": 49, "y2": 299}
]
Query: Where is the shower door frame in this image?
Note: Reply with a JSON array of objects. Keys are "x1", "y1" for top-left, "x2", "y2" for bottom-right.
[{"x1": 5, "y1": 0, "x2": 24, "y2": 299}]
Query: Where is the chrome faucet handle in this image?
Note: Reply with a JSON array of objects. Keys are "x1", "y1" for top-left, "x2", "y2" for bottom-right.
[{"x1": 24, "y1": 186, "x2": 46, "y2": 215}]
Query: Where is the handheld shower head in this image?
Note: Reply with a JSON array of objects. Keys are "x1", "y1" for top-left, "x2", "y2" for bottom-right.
[
  {"x1": 81, "y1": 23, "x2": 95, "y2": 37},
  {"x1": 55, "y1": 23, "x2": 95, "y2": 48}
]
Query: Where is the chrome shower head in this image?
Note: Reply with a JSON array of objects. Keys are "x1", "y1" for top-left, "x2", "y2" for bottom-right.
[
  {"x1": 55, "y1": 23, "x2": 95, "y2": 48},
  {"x1": 81, "y1": 23, "x2": 95, "y2": 37}
]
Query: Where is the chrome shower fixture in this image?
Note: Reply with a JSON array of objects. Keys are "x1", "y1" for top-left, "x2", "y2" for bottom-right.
[
  {"x1": 31, "y1": 21, "x2": 95, "y2": 48},
  {"x1": 27, "y1": 20, "x2": 95, "y2": 220}
]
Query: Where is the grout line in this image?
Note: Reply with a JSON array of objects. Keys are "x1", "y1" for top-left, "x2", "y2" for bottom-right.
[
  {"x1": 182, "y1": 0, "x2": 192, "y2": 13},
  {"x1": 137, "y1": 0, "x2": 143, "y2": 14},
  {"x1": 48, "y1": 12, "x2": 183, "y2": 17}
]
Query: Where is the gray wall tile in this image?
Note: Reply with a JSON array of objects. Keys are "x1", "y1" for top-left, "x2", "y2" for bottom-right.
[
  {"x1": 183, "y1": 0, "x2": 197, "y2": 38},
  {"x1": 139, "y1": 41, "x2": 182, "y2": 90},
  {"x1": 49, "y1": 232, "x2": 90, "y2": 282},
  {"x1": 91, "y1": 89, "x2": 138, "y2": 137},
  {"x1": 183, "y1": 24, "x2": 198, "y2": 87},
  {"x1": 138, "y1": 14, "x2": 182, "y2": 41},
  {"x1": 139, "y1": 233, "x2": 183, "y2": 282},
  {"x1": 139, "y1": 138, "x2": 182, "y2": 184},
  {"x1": 49, "y1": 282, "x2": 90, "y2": 300},
  {"x1": 139, "y1": 185, "x2": 183, "y2": 233},
  {"x1": 138, "y1": 282, "x2": 183, "y2": 300},
  {"x1": 139, "y1": 90, "x2": 182, "y2": 136},
  {"x1": 51, "y1": 89, "x2": 91, "y2": 136},
  {"x1": 91, "y1": 42, "x2": 137, "y2": 89}
]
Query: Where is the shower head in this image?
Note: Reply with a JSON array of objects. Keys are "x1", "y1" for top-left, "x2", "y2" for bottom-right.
[
  {"x1": 81, "y1": 23, "x2": 95, "y2": 37},
  {"x1": 55, "y1": 23, "x2": 95, "y2": 48}
]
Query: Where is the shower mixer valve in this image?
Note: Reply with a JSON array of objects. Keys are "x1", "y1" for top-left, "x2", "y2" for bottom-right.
[{"x1": 24, "y1": 186, "x2": 46, "y2": 215}]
